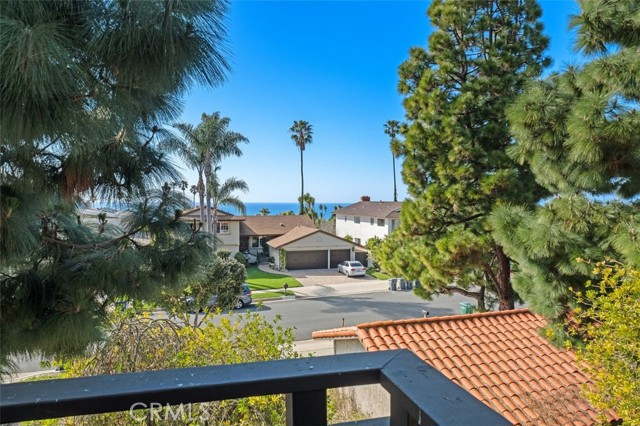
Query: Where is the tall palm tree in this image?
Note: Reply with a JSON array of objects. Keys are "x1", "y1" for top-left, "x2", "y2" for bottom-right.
[
  {"x1": 289, "y1": 120, "x2": 313, "y2": 215},
  {"x1": 170, "y1": 113, "x2": 248, "y2": 233},
  {"x1": 384, "y1": 120, "x2": 401, "y2": 202},
  {"x1": 209, "y1": 170, "x2": 249, "y2": 249},
  {"x1": 258, "y1": 207, "x2": 270, "y2": 216},
  {"x1": 170, "y1": 122, "x2": 207, "y2": 223},
  {"x1": 200, "y1": 112, "x2": 248, "y2": 233}
]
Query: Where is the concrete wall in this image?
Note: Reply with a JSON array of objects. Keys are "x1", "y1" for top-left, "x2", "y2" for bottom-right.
[
  {"x1": 333, "y1": 339, "x2": 390, "y2": 419},
  {"x1": 269, "y1": 247, "x2": 280, "y2": 268},
  {"x1": 335, "y1": 216, "x2": 398, "y2": 245}
]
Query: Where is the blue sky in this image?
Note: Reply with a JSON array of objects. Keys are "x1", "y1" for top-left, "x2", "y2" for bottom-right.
[{"x1": 176, "y1": 0, "x2": 581, "y2": 203}]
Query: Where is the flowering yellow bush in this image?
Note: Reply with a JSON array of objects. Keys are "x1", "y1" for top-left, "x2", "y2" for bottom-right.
[{"x1": 571, "y1": 263, "x2": 640, "y2": 426}]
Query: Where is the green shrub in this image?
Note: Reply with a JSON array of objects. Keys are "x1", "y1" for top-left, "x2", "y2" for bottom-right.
[
  {"x1": 47, "y1": 311, "x2": 299, "y2": 425},
  {"x1": 234, "y1": 251, "x2": 248, "y2": 266}
]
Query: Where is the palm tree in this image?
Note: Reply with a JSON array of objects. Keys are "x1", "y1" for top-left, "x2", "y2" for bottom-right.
[
  {"x1": 171, "y1": 113, "x2": 248, "y2": 233},
  {"x1": 189, "y1": 185, "x2": 198, "y2": 207},
  {"x1": 209, "y1": 170, "x2": 249, "y2": 249},
  {"x1": 289, "y1": 120, "x2": 313, "y2": 215},
  {"x1": 170, "y1": 122, "x2": 207, "y2": 224},
  {"x1": 258, "y1": 207, "x2": 270, "y2": 216},
  {"x1": 200, "y1": 112, "x2": 248, "y2": 233},
  {"x1": 384, "y1": 120, "x2": 401, "y2": 202}
]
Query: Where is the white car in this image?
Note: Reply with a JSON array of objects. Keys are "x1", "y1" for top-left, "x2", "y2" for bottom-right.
[{"x1": 337, "y1": 261, "x2": 366, "y2": 277}]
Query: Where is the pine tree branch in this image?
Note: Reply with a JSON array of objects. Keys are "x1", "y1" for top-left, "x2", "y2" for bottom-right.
[
  {"x1": 440, "y1": 286, "x2": 483, "y2": 300},
  {"x1": 41, "y1": 226, "x2": 146, "y2": 250},
  {"x1": 36, "y1": 137, "x2": 60, "y2": 155},
  {"x1": 434, "y1": 212, "x2": 485, "y2": 233}
]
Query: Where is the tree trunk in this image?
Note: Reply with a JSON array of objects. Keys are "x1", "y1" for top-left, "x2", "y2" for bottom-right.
[
  {"x1": 484, "y1": 245, "x2": 515, "y2": 310},
  {"x1": 212, "y1": 202, "x2": 218, "y2": 250},
  {"x1": 477, "y1": 285, "x2": 486, "y2": 312},
  {"x1": 206, "y1": 190, "x2": 212, "y2": 234},
  {"x1": 204, "y1": 152, "x2": 212, "y2": 233},
  {"x1": 392, "y1": 154, "x2": 397, "y2": 202},
  {"x1": 197, "y1": 175, "x2": 205, "y2": 225},
  {"x1": 300, "y1": 149, "x2": 304, "y2": 215},
  {"x1": 442, "y1": 286, "x2": 484, "y2": 310}
]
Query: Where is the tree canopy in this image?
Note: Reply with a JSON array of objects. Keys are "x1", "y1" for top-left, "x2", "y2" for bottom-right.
[
  {"x1": 491, "y1": 0, "x2": 640, "y2": 325},
  {"x1": 0, "y1": 0, "x2": 231, "y2": 364},
  {"x1": 374, "y1": 0, "x2": 550, "y2": 310}
]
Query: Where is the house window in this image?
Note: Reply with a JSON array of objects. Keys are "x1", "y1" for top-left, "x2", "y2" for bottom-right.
[
  {"x1": 354, "y1": 216, "x2": 360, "y2": 224},
  {"x1": 377, "y1": 219, "x2": 385, "y2": 227},
  {"x1": 216, "y1": 222, "x2": 229, "y2": 234},
  {"x1": 370, "y1": 218, "x2": 374, "y2": 225},
  {"x1": 354, "y1": 237, "x2": 361, "y2": 245}
]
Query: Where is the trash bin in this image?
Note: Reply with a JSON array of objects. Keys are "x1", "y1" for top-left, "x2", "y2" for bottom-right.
[
  {"x1": 405, "y1": 280, "x2": 413, "y2": 290},
  {"x1": 388, "y1": 278, "x2": 397, "y2": 291},
  {"x1": 459, "y1": 302, "x2": 475, "y2": 314},
  {"x1": 399, "y1": 279, "x2": 407, "y2": 290}
]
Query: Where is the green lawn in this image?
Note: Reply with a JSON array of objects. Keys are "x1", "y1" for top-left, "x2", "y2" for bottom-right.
[
  {"x1": 246, "y1": 266, "x2": 302, "y2": 291},
  {"x1": 367, "y1": 269, "x2": 392, "y2": 280}
]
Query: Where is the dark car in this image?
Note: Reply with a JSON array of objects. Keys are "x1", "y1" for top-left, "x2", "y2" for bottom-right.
[
  {"x1": 208, "y1": 283, "x2": 253, "y2": 309},
  {"x1": 186, "y1": 284, "x2": 253, "y2": 310}
]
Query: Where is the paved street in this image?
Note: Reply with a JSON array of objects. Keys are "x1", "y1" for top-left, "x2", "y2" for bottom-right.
[
  {"x1": 250, "y1": 289, "x2": 475, "y2": 340},
  {"x1": 4, "y1": 285, "x2": 476, "y2": 381}
]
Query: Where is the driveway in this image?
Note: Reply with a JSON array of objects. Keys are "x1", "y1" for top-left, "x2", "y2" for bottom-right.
[{"x1": 259, "y1": 264, "x2": 375, "y2": 286}]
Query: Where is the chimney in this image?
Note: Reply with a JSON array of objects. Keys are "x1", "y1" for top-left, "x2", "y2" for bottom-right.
[{"x1": 360, "y1": 195, "x2": 371, "y2": 202}]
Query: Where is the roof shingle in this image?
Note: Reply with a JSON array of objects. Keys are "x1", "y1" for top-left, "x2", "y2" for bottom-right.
[
  {"x1": 333, "y1": 201, "x2": 401, "y2": 219},
  {"x1": 313, "y1": 309, "x2": 620, "y2": 426},
  {"x1": 239, "y1": 215, "x2": 315, "y2": 236}
]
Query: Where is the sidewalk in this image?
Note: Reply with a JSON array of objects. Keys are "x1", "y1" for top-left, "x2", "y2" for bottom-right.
[
  {"x1": 293, "y1": 339, "x2": 334, "y2": 357},
  {"x1": 253, "y1": 279, "x2": 389, "y2": 299}
]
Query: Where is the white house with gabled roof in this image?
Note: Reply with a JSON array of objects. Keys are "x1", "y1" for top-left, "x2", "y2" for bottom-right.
[{"x1": 333, "y1": 197, "x2": 402, "y2": 246}]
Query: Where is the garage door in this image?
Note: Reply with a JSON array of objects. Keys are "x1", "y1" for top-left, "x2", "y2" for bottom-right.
[
  {"x1": 329, "y1": 249, "x2": 351, "y2": 268},
  {"x1": 286, "y1": 250, "x2": 327, "y2": 270},
  {"x1": 355, "y1": 252, "x2": 368, "y2": 266}
]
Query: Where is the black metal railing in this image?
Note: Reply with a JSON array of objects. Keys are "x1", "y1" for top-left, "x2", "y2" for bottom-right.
[{"x1": 1, "y1": 350, "x2": 511, "y2": 426}]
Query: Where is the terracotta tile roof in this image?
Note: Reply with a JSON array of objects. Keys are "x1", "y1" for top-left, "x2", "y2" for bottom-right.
[
  {"x1": 239, "y1": 215, "x2": 315, "y2": 236},
  {"x1": 312, "y1": 326, "x2": 358, "y2": 339},
  {"x1": 334, "y1": 201, "x2": 401, "y2": 219},
  {"x1": 313, "y1": 309, "x2": 620, "y2": 426}
]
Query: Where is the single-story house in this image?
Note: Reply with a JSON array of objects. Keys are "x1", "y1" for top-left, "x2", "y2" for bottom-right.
[
  {"x1": 267, "y1": 226, "x2": 368, "y2": 270},
  {"x1": 312, "y1": 309, "x2": 620, "y2": 426}
]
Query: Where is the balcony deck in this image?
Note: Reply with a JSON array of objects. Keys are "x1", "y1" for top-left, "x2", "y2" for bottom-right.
[{"x1": 1, "y1": 349, "x2": 511, "y2": 425}]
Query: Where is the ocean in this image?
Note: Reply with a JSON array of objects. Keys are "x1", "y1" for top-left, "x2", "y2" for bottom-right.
[
  {"x1": 222, "y1": 202, "x2": 347, "y2": 218},
  {"x1": 94, "y1": 201, "x2": 347, "y2": 218}
]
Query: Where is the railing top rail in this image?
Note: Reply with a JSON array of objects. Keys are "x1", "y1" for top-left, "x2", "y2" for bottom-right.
[{"x1": 0, "y1": 349, "x2": 511, "y2": 426}]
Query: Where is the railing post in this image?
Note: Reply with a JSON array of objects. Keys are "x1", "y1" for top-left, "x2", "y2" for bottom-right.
[
  {"x1": 286, "y1": 390, "x2": 327, "y2": 426},
  {"x1": 390, "y1": 394, "x2": 409, "y2": 426}
]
